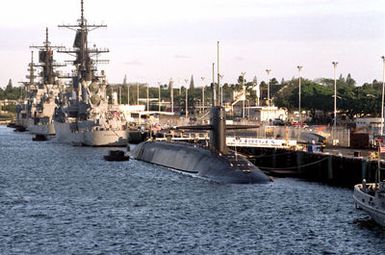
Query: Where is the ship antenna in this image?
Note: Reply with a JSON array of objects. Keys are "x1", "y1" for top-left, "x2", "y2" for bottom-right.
[
  {"x1": 30, "y1": 51, "x2": 34, "y2": 86},
  {"x1": 45, "y1": 27, "x2": 49, "y2": 48},
  {"x1": 217, "y1": 41, "x2": 221, "y2": 106},
  {"x1": 212, "y1": 62, "x2": 216, "y2": 106},
  {"x1": 81, "y1": 0, "x2": 84, "y2": 26}
]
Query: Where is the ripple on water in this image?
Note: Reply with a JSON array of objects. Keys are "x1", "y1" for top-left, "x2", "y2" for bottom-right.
[{"x1": 1, "y1": 126, "x2": 385, "y2": 254}]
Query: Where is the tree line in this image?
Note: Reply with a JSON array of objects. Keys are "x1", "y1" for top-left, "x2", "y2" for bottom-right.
[{"x1": 2, "y1": 74, "x2": 384, "y2": 121}]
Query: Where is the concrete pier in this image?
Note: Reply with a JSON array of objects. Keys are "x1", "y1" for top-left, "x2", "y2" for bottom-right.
[{"x1": 231, "y1": 146, "x2": 382, "y2": 188}]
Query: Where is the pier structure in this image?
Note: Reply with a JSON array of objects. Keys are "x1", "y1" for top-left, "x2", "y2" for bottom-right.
[{"x1": 231, "y1": 144, "x2": 380, "y2": 188}]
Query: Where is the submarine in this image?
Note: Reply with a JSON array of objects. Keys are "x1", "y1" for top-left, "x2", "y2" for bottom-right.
[
  {"x1": 130, "y1": 81, "x2": 271, "y2": 183},
  {"x1": 131, "y1": 43, "x2": 270, "y2": 183},
  {"x1": 130, "y1": 106, "x2": 271, "y2": 184}
]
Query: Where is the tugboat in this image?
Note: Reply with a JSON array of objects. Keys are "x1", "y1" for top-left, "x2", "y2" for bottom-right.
[
  {"x1": 104, "y1": 150, "x2": 129, "y2": 161},
  {"x1": 53, "y1": 0, "x2": 129, "y2": 147}
]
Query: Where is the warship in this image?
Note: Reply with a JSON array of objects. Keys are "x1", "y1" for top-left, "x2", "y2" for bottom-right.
[
  {"x1": 27, "y1": 28, "x2": 64, "y2": 137},
  {"x1": 14, "y1": 28, "x2": 63, "y2": 135},
  {"x1": 53, "y1": 0, "x2": 128, "y2": 146},
  {"x1": 15, "y1": 52, "x2": 36, "y2": 131}
]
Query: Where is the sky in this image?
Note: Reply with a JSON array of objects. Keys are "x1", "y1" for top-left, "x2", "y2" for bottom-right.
[{"x1": 0, "y1": 0, "x2": 384, "y2": 88}]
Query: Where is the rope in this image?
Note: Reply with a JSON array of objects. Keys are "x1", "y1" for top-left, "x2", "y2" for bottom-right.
[
  {"x1": 258, "y1": 156, "x2": 329, "y2": 171},
  {"x1": 249, "y1": 151, "x2": 295, "y2": 159}
]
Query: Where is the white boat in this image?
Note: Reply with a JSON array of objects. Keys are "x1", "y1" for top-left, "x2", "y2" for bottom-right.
[{"x1": 353, "y1": 180, "x2": 385, "y2": 226}]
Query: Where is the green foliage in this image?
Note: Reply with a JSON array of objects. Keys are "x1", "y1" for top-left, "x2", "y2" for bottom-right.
[
  {"x1": 0, "y1": 79, "x2": 23, "y2": 100},
  {"x1": 275, "y1": 74, "x2": 384, "y2": 119}
]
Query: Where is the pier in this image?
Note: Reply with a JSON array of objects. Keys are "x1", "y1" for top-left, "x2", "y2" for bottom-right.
[{"x1": 231, "y1": 145, "x2": 379, "y2": 188}]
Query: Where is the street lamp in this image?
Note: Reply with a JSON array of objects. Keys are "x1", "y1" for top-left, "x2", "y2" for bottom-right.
[
  {"x1": 332, "y1": 61, "x2": 338, "y2": 129},
  {"x1": 169, "y1": 78, "x2": 174, "y2": 113},
  {"x1": 217, "y1": 41, "x2": 222, "y2": 106},
  {"x1": 297, "y1": 65, "x2": 303, "y2": 123},
  {"x1": 146, "y1": 83, "x2": 149, "y2": 110},
  {"x1": 184, "y1": 79, "x2": 189, "y2": 118},
  {"x1": 201, "y1": 77, "x2": 205, "y2": 113},
  {"x1": 158, "y1": 82, "x2": 161, "y2": 112},
  {"x1": 265, "y1": 69, "x2": 271, "y2": 106},
  {"x1": 137, "y1": 82, "x2": 140, "y2": 105},
  {"x1": 127, "y1": 83, "x2": 130, "y2": 105},
  {"x1": 381, "y1": 56, "x2": 385, "y2": 135},
  {"x1": 241, "y1": 72, "x2": 246, "y2": 118}
]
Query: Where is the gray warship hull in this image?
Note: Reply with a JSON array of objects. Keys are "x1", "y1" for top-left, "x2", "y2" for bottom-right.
[
  {"x1": 28, "y1": 122, "x2": 55, "y2": 136},
  {"x1": 54, "y1": 121, "x2": 128, "y2": 147}
]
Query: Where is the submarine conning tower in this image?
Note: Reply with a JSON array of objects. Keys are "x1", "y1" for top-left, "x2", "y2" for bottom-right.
[{"x1": 209, "y1": 106, "x2": 228, "y2": 155}]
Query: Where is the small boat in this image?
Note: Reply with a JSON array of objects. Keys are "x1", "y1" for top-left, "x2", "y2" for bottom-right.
[
  {"x1": 6, "y1": 122, "x2": 16, "y2": 128},
  {"x1": 104, "y1": 150, "x2": 129, "y2": 161},
  {"x1": 353, "y1": 179, "x2": 385, "y2": 226},
  {"x1": 14, "y1": 126, "x2": 27, "y2": 132},
  {"x1": 32, "y1": 134, "x2": 48, "y2": 141}
]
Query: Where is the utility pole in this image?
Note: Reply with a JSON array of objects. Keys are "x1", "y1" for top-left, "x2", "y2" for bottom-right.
[
  {"x1": 146, "y1": 83, "x2": 149, "y2": 110},
  {"x1": 241, "y1": 72, "x2": 246, "y2": 118},
  {"x1": 201, "y1": 77, "x2": 205, "y2": 114},
  {"x1": 212, "y1": 63, "x2": 216, "y2": 106},
  {"x1": 184, "y1": 79, "x2": 189, "y2": 117},
  {"x1": 381, "y1": 56, "x2": 385, "y2": 135},
  {"x1": 297, "y1": 65, "x2": 303, "y2": 123},
  {"x1": 169, "y1": 78, "x2": 174, "y2": 113},
  {"x1": 217, "y1": 41, "x2": 222, "y2": 106},
  {"x1": 266, "y1": 69, "x2": 271, "y2": 106},
  {"x1": 332, "y1": 61, "x2": 338, "y2": 129},
  {"x1": 158, "y1": 82, "x2": 161, "y2": 112}
]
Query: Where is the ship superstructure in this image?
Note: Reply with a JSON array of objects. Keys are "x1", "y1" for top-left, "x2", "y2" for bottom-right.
[
  {"x1": 54, "y1": 0, "x2": 128, "y2": 146},
  {"x1": 15, "y1": 51, "x2": 37, "y2": 131},
  {"x1": 27, "y1": 28, "x2": 65, "y2": 136}
]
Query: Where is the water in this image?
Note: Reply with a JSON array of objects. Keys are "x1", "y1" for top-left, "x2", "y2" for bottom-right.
[{"x1": 0, "y1": 126, "x2": 384, "y2": 254}]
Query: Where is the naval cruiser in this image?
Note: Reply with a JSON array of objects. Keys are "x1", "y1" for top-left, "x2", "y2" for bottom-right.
[
  {"x1": 27, "y1": 28, "x2": 64, "y2": 137},
  {"x1": 15, "y1": 52, "x2": 36, "y2": 131},
  {"x1": 53, "y1": 0, "x2": 128, "y2": 146}
]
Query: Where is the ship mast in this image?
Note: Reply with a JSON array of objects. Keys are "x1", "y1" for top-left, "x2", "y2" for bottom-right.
[
  {"x1": 58, "y1": 0, "x2": 109, "y2": 82},
  {"x1": 30, "y1": 27, "x2": 65, "y2": 86},
  {"x1": 26, "y1": 51, "x2": 36, "y2": 87}
]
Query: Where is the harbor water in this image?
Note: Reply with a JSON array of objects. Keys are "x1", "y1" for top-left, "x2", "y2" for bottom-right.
[{"x1": 0, "y1": 126, "x2": 384, "y2": 254}]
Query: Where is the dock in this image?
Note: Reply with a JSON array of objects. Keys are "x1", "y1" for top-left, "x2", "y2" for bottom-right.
[{"x1": 231, "y1": 145, "x2": 380, "y2": 188}]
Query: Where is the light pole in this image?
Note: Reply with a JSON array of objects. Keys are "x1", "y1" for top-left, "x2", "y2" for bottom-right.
[
  {"x1": 170, "y1": 78, "x2": 174, "y2": 113},
  {"x1": 297, "y1": 65, "x2": 303, "y2": 123},
  {"x1": 184, "y1": 79, "x2": 189, "y2": 118},
  {"x1": 127, "y1": 83, "x2": 130, "y2": 105},
  {"x1": 241, "y1": 72, "x2": 246, "y2": 118},
  {"x1": 137, "y1": 82, "x2": 140, "y2": 105},
  {"x1": 217, "y1": 41, "x2": 222, "y2": 106},
  {"x1": 332, "y1": 61, "x2": 338, "y2": 129},
  {"x1": 266, "y1": 69, "x2": 271, "y2": 106},
  {"x1": 201, "y1": 77, "x2": 205, "y2": 114},
  {"x1": 158, "y1": 82, "x2": 161, "y2": 112},
  {"x1": 119, "y1": 85, "x2": 121, "y2": 104},
  {"x1": 381, "y1": 56, "x2": 385, "y2": 135},
  {"x1": 146, "y1": 83, "x2": 149, "y2": 111}
]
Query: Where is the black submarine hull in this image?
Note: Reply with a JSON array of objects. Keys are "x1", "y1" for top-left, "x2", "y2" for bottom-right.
[{"x1": 131, "y1": 141, "x2": 271, "y2": 184}]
